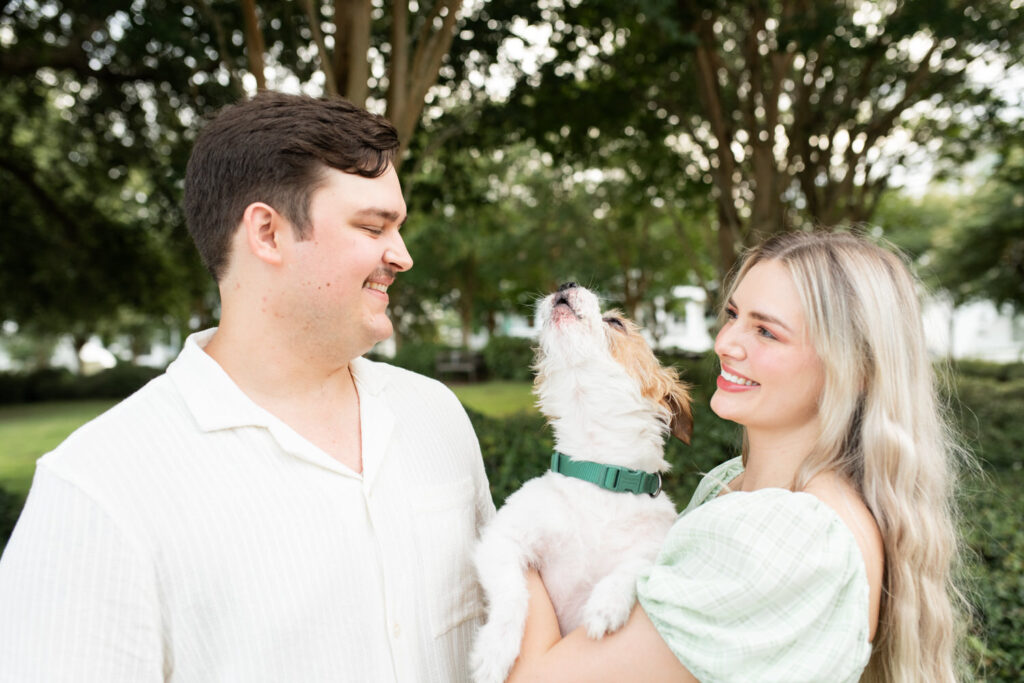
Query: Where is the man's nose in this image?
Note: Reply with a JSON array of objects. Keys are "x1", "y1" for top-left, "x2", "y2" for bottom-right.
[{"x1": 385, "y1": 234, "x2": 413, "y2": 272}]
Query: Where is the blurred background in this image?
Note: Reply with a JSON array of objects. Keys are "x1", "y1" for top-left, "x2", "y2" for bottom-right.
[{"x1": 1, "y1": 1, "x2": 1021, "y2": 678}]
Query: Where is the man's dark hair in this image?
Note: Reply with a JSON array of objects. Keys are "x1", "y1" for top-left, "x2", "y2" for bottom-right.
[{"x1": 183, "y1": 91, "x2": 400, "y2": 281}]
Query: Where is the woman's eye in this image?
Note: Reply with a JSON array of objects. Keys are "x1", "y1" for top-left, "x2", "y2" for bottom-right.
[
  {"x1": 361, "y1": 226, "x2": 384, "y2": 235},
  {"x1": 757, "y1": 326, "x2": 777, "y2": 340},
  {"x1": 724, "y1": 307, "x2": 737, "y2": 320}
]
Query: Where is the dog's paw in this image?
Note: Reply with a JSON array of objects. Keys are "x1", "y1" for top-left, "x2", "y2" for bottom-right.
[
  {"x1": 582, "y1": 577, "x2": 636, "y2": 639},
  {"x1": 470, "y1": 621, "x2": 521, "y2": 683}
]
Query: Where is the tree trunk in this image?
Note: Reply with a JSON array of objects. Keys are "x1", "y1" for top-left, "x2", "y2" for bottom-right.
[
  {"x1": 239, "y1": 0, "x2": 266, "y2": 89},
  {"x1": 71, "y1": 332, "x2": 89, "y2": 375},
  {"x1": 300, "y1": 0, "x2": 338, "y2": 96},
  {"x1": 342, "y1": 0, "x2": 371, "y2": 106},
  {"x1": 386, "y1": 0, "x2": 462, "y2": 165}
]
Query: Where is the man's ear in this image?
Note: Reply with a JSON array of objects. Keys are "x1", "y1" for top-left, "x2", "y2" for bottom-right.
[{"x1": 242, "y1": 202, "x2": 286, "y2": 266}]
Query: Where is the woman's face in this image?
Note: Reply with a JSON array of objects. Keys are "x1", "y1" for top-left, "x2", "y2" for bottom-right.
[{"x1": 710, "y1": 260, "x2": 825, "y2": 439}]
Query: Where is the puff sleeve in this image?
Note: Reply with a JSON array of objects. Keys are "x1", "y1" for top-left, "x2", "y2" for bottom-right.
[{"x1": 636, "y1": 489, "x2": 872, "y2": 683}]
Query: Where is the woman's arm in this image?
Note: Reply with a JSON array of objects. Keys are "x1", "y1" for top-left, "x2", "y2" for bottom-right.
[{"x1": 506, "y1": 570, "x2": 698, "y2": 683}]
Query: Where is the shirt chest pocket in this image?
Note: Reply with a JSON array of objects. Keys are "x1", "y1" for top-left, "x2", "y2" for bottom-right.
[{"x1": 411, "y1": 476, "x2": 484, "y2": 638}]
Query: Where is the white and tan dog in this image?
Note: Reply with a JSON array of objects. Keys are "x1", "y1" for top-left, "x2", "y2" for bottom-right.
[{"x1": 471, "y1": 283, "x2": 692, "y2": 683}]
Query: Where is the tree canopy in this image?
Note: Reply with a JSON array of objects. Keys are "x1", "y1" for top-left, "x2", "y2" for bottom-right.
[
  {"x1": 1, "y1": 0, "x2": 1021, "y2": 361},
  {"x1": 486, "y1": 0, "x2": 1024, "y2": 277}
]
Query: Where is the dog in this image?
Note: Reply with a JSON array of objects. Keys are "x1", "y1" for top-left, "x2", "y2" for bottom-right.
[{"x1": 470, "y1": 282, "x2": 692, "y2": 683}]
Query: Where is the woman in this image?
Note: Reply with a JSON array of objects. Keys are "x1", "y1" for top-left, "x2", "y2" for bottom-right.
[{"x1": 506, "y1": 231, "x2": 967, "y2": 682}]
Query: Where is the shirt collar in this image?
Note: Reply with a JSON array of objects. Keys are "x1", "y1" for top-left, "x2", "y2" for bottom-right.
[
  {"x1": 168, "y1": 329, "x2": 393, "y2": 433},
  {"x1": 349, "y1": 355, "x2": 388, "y2": 397},
  {"x1": 167, "y1": 329, "x2": 277, "y2": 432}
]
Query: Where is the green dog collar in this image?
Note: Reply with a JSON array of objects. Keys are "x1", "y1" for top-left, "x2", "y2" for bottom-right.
[{"x1": 549, "y1": 450, "x2": 663, "y2": 497}]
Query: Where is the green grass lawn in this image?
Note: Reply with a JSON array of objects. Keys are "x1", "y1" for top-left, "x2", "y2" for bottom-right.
[
  {"x1": 448, "y1": 381, "x2": 538, "y2": 417},
  {"x1": 0, "y1": 384, "x2": 536, "y2": 498},
  {"x1": 0, "y1": 400, "x2": 117, "y2": 497}
]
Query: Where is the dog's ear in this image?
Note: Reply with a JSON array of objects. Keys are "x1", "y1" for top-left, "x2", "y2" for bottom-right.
[{"x1": 663, "y1": 381, "x2": 693, "y2": 445}]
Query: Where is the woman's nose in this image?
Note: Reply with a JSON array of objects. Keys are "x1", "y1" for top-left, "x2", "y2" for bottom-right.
[{"x1": 714, "y1": 322, "x2": 744, "y2": 360}]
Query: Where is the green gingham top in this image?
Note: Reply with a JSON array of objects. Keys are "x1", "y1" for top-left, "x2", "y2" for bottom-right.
[{"x1": 636, "y1": 457, "x2": 872, "y2": 683}]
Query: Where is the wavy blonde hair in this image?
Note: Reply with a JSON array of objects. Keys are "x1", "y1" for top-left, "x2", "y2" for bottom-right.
[{"x1": 725, "y1": 230, "x2": 968, "y2": 682}]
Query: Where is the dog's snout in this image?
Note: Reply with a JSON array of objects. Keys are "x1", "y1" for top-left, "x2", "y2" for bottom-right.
[{"x1": 558, "y1": 282, "x2": 578, "y2": 292}]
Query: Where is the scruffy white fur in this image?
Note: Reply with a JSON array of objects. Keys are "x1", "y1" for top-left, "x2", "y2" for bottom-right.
[{"x1": 471, "y1": 284, "x2": 693, "y2": 683}]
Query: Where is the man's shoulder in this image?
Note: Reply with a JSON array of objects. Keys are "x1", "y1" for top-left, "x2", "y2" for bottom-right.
[
  {"x1": 359, "y1": 356, "x2": 460, "y2": 399},
  {"x1": 40, "y1": 372, "x2": 194, "y2": 474},
  {"x1": 357, "y1": 357, "x2": 477, "y2": 435}
]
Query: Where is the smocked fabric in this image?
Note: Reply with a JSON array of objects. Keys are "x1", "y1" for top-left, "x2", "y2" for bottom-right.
[{"x1": 637, "y1": 457, "x2": 872, "y2": 683}]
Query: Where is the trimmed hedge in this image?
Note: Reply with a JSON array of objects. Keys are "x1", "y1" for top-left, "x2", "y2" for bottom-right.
[
  {"x1": 468, "y1": 399, "x2": 740, "y2": 510},
  {"x1": 0, "y1": 364, "x2": 162, "y2": 405},
  {"x1": 953, "y1": 359, "x2": 1024, "y2": 382},
  {"x1": 384, "y1": 341, "x2": 451, "y2": 378},
  {"x1": 0, "y1": 486, "x2": 19, "y2": 554},
  {"x1": 962, "y1": 470, "x2": 1024, "y2": 679},
  {"x1": 480, "y1": 336, "x2": 535, "y2": 381},
  {"x1": 953, "y1": 377, "x2": 1024, "y2": 471}
]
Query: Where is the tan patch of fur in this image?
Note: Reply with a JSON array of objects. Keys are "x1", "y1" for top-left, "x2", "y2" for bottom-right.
[{"x1": 605, "y1": 310, "x2": 694, "y2": 444}]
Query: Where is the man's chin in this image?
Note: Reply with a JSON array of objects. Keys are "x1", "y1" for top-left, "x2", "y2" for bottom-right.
[{"x1": 361, "y1": 323, "x2": 394, "y2": 354}]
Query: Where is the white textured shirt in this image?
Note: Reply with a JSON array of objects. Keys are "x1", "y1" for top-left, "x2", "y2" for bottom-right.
[{"x1": 0, "y1": 330, "x2": 495, "y2": 683}]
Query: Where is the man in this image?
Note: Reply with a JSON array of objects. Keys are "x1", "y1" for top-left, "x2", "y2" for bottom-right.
[{"x1": 0, "y1": 91, "x2": 494, "y2": 682}]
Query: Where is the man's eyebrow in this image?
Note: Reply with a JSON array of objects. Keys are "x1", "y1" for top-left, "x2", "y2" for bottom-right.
[
  {"x1": 727, "y1": 298, "x2": 793, "y2": 334},
  {"x1": 352, "y1": 207, "x2": 405, "y2": 225}
]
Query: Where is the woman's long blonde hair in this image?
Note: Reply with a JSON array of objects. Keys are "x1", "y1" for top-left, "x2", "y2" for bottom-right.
[{"x1": 726, "y1": 230, "x2": 968, "y2": 682}]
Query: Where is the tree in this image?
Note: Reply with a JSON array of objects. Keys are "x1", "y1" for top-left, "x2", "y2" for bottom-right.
[
  {"x1": 0, "y1": 1, "x2": 529, "y2": 353},
  {"x1": 237, "y1": 0, "x2": 466, "y2": 165},
  {"x1": 397, "y1": 122, "x2": 715, "y2": 346},
  {"x1": 931, "y1": 148, "x2": 1024, "y2": 311},
  {"x1": 488, "y1": 0, "x2": 1024, "y2": 279}
]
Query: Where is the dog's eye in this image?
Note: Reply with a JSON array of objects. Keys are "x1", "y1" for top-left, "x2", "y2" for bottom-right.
[{"x1": 603, "y1": 317, "x2": 626, "y2": 331}]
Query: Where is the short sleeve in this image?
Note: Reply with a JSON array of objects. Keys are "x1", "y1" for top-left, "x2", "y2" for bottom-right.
[
  {"x1": 636, "y1": 489, "x2": 871, "y2": 683},
  {"x1": 0, "y1": 464, "x2": 164, "y2": 683}
]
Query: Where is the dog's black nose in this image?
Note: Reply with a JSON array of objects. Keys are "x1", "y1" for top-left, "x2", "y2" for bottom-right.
[{"x1": 558, "y1": 282, "x2": 578, "y2": 292}]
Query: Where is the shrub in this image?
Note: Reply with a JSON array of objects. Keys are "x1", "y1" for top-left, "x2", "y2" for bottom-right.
[
  {"x1": 0, "y1": 372, "x2": 30, "y2": 404},
  {"x1": 0, "y1": 486, "x2": 22, "y2": 554},
  {"x1": 385, "y1": 341, "x2": 452, "y2": 379},
  {"x1": 0, "y1": 364, "x2": 164, "y2": 405},
  {"x1": 660, "y1": 401, "x2": 742, "y2": 504},
  {"x1": 481, "y1": 336, "x2": 536, "y2": 381},
  {"x1": 468, "y1": 398, "x2": 739, "y2": 511},
  {"x1": 23, "y1": 367, "x2": 78, "y2": 402},
  {"x1": 952, "y1": 377, "x2": 1024, "y2": 471},
  {"x1": 468, "y1": 409, "x2": 553, "y2": 507},
  {"x1": 78, "y1": 364, "x2": 162, "y2": 399},
  {"x1": 962, "y1": 470, "x2": 1024, "y2": 680},
  {"x1": 953, "y1": 359, "x2": 1024, "y2": 383},
  {"x1": 657, "y1": 350, "x2": 720, "y2": 402}
]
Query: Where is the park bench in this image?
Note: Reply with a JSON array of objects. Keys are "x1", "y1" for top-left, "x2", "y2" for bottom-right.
[{"x1": 435, "y1": 349, "x2": 485, "y2": 382}]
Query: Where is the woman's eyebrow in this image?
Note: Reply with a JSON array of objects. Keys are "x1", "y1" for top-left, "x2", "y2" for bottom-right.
[
  {"x1": 728, "y1": 298, "x2": 793, "y2": 334},
  {"x1": 750, "y1": 311, "x2": 793, "y2": 334}
]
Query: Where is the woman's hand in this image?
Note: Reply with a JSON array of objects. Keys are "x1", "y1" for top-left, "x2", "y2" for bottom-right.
[{"x1": 506, "y1": 570, "x2": 698, "y2": 683}]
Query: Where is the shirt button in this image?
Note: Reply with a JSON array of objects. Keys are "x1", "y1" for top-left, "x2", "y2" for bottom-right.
[{"x1": 392, "y1": 622, "x2": 401, "y2": 638}]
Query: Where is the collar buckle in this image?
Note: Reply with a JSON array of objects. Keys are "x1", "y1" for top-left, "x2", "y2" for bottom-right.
[{"x1": 550, "y1": 451, "x2": 663, "y2": 497}]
